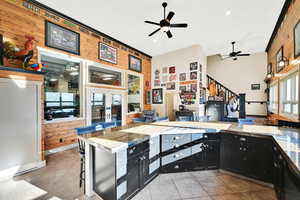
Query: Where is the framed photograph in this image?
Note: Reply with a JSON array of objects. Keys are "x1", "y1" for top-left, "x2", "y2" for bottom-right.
[
  {"x1": 294, "y1": 19, "x2": 300, "y2": 58},
  {"x1": 267, "y1": 63, "x2": 272, "y2": 75},
  {"x1": 166, "y1": 82, "x2": 176, "y2": 90},
  {"x1": 162, "y1": 75, "x2": 168, "y2": 83},
  {"x1": 191, "y1": 84, "x2": 197, "y2": 92},
  {"x1": 99, "y1": 43, "x2": 117, "y2": 64},
  {"x1": 169, "y1": 74, "x2": 177, "y2": 81},
  {"x1": 251, "y1": 84, "x2": 260, "y2": 90},
  {"x1": 129, "y1": 55, "x2": 142, "y2": 72},
  {"x1": 154, "y1": 80, "x2": 161, "y2": 87},
  {"x1": 179, "y1": 73, "x2": 186, "y2": 81},
  {"x1": 0, "y1": 34, "x2": 3, "y2": 66},
  {"x1": 190, "y1": 62, "x2": 198, "y2": 71},
  {"x1": 169, "y1": 66, "x2": 176, "y2": 74},
  {"x1": 179, "y1": 86, "x2": 186, "y2": 92},
  {"x1": 45, "y1": 21, "x2": 80, "y2": 55},
  {"x1": 276, "y1": 46, "x2": 284, "y2": 73},
  {"x1": 155, "y1": 69, "x2": 160, "y2": 80},
  {"x1": 152, "y1": 88, "x2": 163, "y2": 104},
  {"x1": 190, "y1": 71, "x2": 198, "y2": 80}
]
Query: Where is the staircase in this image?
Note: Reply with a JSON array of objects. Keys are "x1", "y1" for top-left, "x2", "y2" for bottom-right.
[{"x1": 206, "y1": 75, "x2": 246, "y2": 120}]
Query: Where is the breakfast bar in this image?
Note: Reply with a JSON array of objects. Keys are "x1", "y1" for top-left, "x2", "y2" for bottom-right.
[{"x1": 79, "y1": 122, "x2": 300, "y2": 200}]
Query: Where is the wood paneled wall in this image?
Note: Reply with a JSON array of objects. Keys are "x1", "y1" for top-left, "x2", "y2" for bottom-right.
[{"x1": 0, "y1": 0, "x2": 152, "y2": 153}]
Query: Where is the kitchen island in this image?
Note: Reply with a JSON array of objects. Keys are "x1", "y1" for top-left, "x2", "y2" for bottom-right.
[{"x1": 79, "y1": 122, "x2": 300, "y2": 200}]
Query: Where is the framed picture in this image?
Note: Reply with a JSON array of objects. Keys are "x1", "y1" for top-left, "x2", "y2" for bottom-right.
[
  {"x1": 45, "y1": 21, "x2": 80, "y2": 55},
  {"x1": 155, "y1": 69, "x2": 160, "y2": 80},
  {"x1": 129, "y1": 55, "x2": 142, "y2": 72},
  {"x1": 154, "y1": 80, "x2": 161, "y2": 87},
  {"x1": 267, "y1": 63, "x2": 272, "y2": 75},
  {"x1": 0, "y1": 34, "x2": 3, "y2": 66},
  {"x1": 190, "y1": 62, "x2": 198, "y2": 71},
  {"x1": 294, "y1": 19, "x2": 300, "y2": 58},
  {"x1": 190, "y1": 71, "x2": 198, "y2": 80},
  {"x1": 162, "y1": 67, "x2": 168, "y2": 73},
  {"x1": 99, "y1": 43, "x2": 117, "y2": 64},
  {"x1": 199, "y1": 64, "x2": 202, "y2": 73},
  {"x1": 162, "y1": 75, "x2": 168, "y2": 83},
  {"x1": 276, "y1": 46, "x2": 284, "y2": 73},
  {"x1": 169, "y1": 66, "x2": 176, "y2": 74},
  {"x1": 191, "y1": 84, "x2": 197, "y2": 92},
  {"x1": 179, "y1": 86, "x2": 186, "y2": 92},
  {"x1": 251, "y1": 84, "x2": 260, "y2": 90},
  {"x1": 166, "y1": 82, "x2": 176, "y2": 90},
  {"x1": 169, "y1": 74, "x2": 177, "y2": 81},
  {"x1": 152, "y1": 88, "x2": 163, "y2": 104},
  {"x1": 179, "y1": 73, "x2": 186, "y2": 81}
]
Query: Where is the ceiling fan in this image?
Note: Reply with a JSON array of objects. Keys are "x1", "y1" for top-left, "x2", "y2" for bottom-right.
[
  {"x1": 145, "y1": 2, "x2": 188, "y2": 38},
  {"x1": 222, "y1": 42, "x2": 251, "y2": 60}
]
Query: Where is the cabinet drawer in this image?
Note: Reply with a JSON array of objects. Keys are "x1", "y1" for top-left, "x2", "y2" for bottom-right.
[
  {"x1": 192, "y1": 133, "x2": 204, "y2": 141},
  {"x1": 116, "y1": 180, "x2": 127, "y2": 200},
  {"x1": 127, "y1": 141, "x2": 149, "y2": 159},
  {"x1": 149, "y1": 136, "x2": 160, "y2": 159},
  {"x1": 116, "y1": 149, "x2": 127, "y2": 179},
  {"x1": 191, "y1": 143, "x2": 205, "y2": 155},
  {"x1": 161, "y1": 148, "x2": 191, "y2": 166},
  {"x1": 203, "y1": 133, "x2": 220, "y2": 140},
  {"x1": 161, "y1": 134, "x2": 191, "y2": 152},
  {"x1": 149, "y1": 159, "x2": 160, "y2": 174}
]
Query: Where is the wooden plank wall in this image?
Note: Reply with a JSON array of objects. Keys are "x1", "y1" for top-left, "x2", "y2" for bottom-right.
[
  {"x1": 0, "y1": 0, "x2": 152, "y2": 153},
  {"x1": 267, "y1": 0, "x2": 300, "y2": 122}
]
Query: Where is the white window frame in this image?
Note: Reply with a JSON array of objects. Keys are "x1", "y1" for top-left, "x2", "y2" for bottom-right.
[
  {"x1": 279, "y1": 70, "x2": 299, "y2": 120},
  {"x1": 126, "y1": 71, "x2": 144, "y2": 115},
  {"x1": 86, "y1": 61, "x2": 125, "y2": 89},
  {"x1": 269, "y1": 82, "x2": 278, "y2": 114}
]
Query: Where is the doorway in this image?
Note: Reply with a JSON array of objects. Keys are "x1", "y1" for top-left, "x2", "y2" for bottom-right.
[
  {"x1": 165, "y1": 93, "x2": 176, "y2": 121},
  {"x1": 87, "y1": 88, "x2": 125, "y2": 126}
]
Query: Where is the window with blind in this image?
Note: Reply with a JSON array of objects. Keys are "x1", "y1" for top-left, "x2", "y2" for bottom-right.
[
  {"x1": 269, "y1": 85, "x2": 278, "y2": 113},
  {"x1": 280, "y1": 72, "x2": 298, "y2": 117}
]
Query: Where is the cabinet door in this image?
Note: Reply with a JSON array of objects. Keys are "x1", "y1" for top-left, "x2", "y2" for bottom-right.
[
  {"x1": 142, "y1": 152, "x2": 150, "y2": 186},
  {"x1": 204, "y1": 141, "x2": 220, "y2": 169},
  {"x1": 127, "y1": 156, "x2": 141, "y2": 198},
  {"x1": 273, "y1": 151, "x2": 284, "y2": 200},
  {"x1": 247, "y1": 137, "x2": 273, "y2": 183},
  {"x1": 283, "y1": 162, "x2": 300, "y2": 200}
]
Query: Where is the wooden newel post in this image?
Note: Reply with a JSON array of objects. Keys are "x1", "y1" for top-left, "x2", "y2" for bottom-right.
[
  {"x1": 0, "y1": 34, "x2": 3, "y2": 66},
  {"x1": 239, "y1": 93, "x2": 246, "y2": 119}
]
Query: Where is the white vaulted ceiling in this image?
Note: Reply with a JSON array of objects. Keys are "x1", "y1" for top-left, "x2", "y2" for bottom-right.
[{"x1": 37, "y1": 0, "x2": 285, "y2": 56}]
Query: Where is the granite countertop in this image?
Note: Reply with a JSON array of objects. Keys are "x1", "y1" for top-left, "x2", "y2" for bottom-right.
[{"x1": 80, "y1": 121, "x2": 300, "y2": 175}]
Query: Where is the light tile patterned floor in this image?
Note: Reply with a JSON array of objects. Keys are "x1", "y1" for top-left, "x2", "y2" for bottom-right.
[
  {"x1": 13, "y1": 148, "x2": 277, "y2": 200},
  {"x1": 131, "y1": 171, "x2": 277, "y2": 200}
]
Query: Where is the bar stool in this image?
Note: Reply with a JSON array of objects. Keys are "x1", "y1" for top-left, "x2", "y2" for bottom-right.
[
  {"x1": 75, "y1": 124, "x2": 103, "y2": 193},
  {"x1": 177, "y1": 116, "x2": 193, "y2": 121}
]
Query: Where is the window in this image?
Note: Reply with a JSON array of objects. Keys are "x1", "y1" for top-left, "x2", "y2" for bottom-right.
[
  {"x1": 269, "y1": 85, "x2": 278, "y2": 113},
  {"x1": 128, "y1": 74, "x2": 141, "y2": 113},
  {"x1": 280, "y1": 72, "x2": 298, "y2": 117},
  {"x1": 89, "y1": 65, "x2": 122, "y2": 86},
  {"x1": 42, "y1": 55, "x2": 80, "y2": 120}
]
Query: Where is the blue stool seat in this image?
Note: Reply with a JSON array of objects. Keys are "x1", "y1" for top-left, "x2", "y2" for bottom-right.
[
  {"x1": 133, "y1": 117, "x2": 146, "y2": 123},
  {"x1": 94, "y1": 121, "x2": 118, "y2": 129},
  {"x1": 156, "y1": 117, "x2": 169, "y2": 122},
  {"x1": 177, "y1": 116, "x2": 193, "y2": 121}
]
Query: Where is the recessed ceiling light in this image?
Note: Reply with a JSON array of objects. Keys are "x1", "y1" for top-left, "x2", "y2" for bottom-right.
[{"x1": 226, "y1": 11, "x2": 231, "y2": 16}]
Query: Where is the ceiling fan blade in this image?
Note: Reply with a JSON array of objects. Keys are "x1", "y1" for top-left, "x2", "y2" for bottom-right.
[
  {"x1": 170, "y1": 23, "x2": 188, "y2": 28},
  {"x1": 148, "y1": 28, "x2": 161, "y2": 37},
  {"x1": 166, "y1": 30, "x2": 173, "y2": 38},
  {"x1": 236, "y1": 51, "x2": 242, "y2": 55},
  {"x1": 166, "y1": 11, "x2": 175, "y2": 21},
  {"x1": 237, "y1": 54, "x2": 251, "y2": 56},
  {"x1": 145, "y1": 21, "x2": 160, "y2": 26}
]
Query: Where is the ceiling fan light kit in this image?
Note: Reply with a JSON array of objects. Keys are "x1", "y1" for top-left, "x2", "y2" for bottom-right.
[
  {"x1": 222, "y1": 41, "x2": 251, "y2": 60},
  {"x1": 145, "y1": 2, "x2": 188, "y2": 38}
]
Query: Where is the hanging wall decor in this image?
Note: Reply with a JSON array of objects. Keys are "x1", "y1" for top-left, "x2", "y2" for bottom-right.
[
  {"x1": 179, "y1": 85, "x2": 186, "y2": 92},
  {"x1": 162, "y1": 67, "x2": 168, "y2": 73},
  {"x1": 154, "y1": 80, "x2": 161, "y2": 87},
  {"x1": 155, "y1": 69, "x2": 160, "y2": 79},
  {"x1": 191, "y1": 84, "x2": 197, "y2": 92},
  {"x1": 294, "y1": 19, "x2": 300, "y2": 58},
  {"x1": 166, "y1": 82, "x2": 176, "y2": 90},
  {"x1": 152, "y1": 88, "x2": 163, "y2": 104},
  {"x1": 99, "y1": 43, "x2": 118, "y2": 64},
  {"x1": 276, "y1": 46, "x2": 284, "y2": 73},
  {"x1": 190, "y1": 71, "x2": 197, "y2": 80},
  {"x1": 45, "y1": 21, "x2": 80, "y2": 55},
  {"x1": 190, "y1": 62, "x2": 198, "y2": 71},
  {"x1": 179, "y1": 73, "x2": 186, "y2": 81},
  {"x1": 128, "y1": 55, "x2": 142, "y2": 72},
  {"x1": 162, "y1": 75, "x2": 168, "y2": 83},
  {"x1": 169, "y1": 74, "x2": 177, "y2": 81},
  {"x1": 169, "y1": 66, "x2": 176, "y2": 74}
]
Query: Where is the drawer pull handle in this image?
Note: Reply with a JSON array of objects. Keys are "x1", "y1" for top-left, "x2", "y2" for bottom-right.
[
  {"x1": 174, "y1": 165, "x2": 179, "y2": 169},
  {"x1": 174, "y1": 144, "x2": 179, "y2": 148},
  {"x1": 174, "y1": 136, "x2": 180, "y2": 140},
  {"x1": 174, "y1": 154, "x2": 180, "y2": 158},
  {"x1": 240, "y1": 137, "x2": 246, "y2": 141}
]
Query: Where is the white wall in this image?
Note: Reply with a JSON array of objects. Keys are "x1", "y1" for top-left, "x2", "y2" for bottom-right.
[
  {"x1": 152, "y1": 45, "x2": 207, "y2": 117},
  {"x1": 207, "y1": 52, "x2": 268, "y2": 116}
]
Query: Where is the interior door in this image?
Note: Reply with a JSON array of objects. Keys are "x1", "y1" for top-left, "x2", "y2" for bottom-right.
[
  {"x1": 90, "y1": 92, "x2": 106, "y2": 124},
  {"x1": 166, "y1": 93, "x2": 176, "y2": 121}
]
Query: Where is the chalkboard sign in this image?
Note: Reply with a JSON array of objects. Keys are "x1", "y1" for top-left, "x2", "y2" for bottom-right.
[{"x1": 0, "y1": 34, "x2": 3, "y2": 66}]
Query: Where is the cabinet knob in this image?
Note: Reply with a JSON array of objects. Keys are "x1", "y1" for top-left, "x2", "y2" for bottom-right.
[
  {"x1": 174, "y1": 154, "x2": 180, "y2": 158},
  {"x1": 174, "y1": 136, "x2": 180, "y2": 140},
  {"x1": 174, "y1": 144, "x2": 179, "y2": 148}
]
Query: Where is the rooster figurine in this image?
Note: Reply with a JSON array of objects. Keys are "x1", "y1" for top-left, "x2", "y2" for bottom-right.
[
  {"x1": 15, "y1": 35, "x2": 35, "y2": 68},
  {"x1": 28, "y1": 63, "x2": 47, "y2": 71}
]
